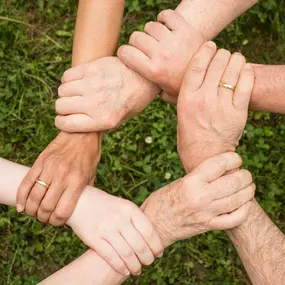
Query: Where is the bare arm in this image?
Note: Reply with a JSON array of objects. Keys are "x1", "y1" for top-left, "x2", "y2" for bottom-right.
[
  {"x1": 175, "y1": 0, "x2": 258, "y2": 40},
  {"x1": 72, "y1": 0, "x2": 125, "y2": 66},
  {"x1": 228, "y1": 200, "x2": 285, "y2": 285},
  {"x1": 1, "y1": 158, "x2": 127, "y2": 285}
]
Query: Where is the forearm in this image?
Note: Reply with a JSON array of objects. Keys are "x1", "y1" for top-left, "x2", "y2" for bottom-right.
[
  {"x1": 227, "y1": 199, "x2": 285, "y2": 285},
  {"x1": 63, "y1": 1, "x2": 125, "y2": 165},
  {"x1": 72, "y1": 0, "x2": 125, "y2": 66},
  {"x1": 175, "y1": 0, "x2": 258, "y2": 40},
  {"x1": 40, "y1": 250, "x2": 126, "y2": 285},
  {"x1": 0, "y1": 158, "x2": 126, "y2": 285},
  {"x1": 250, "y1": 64, "x2": 285, "y2": 114}
]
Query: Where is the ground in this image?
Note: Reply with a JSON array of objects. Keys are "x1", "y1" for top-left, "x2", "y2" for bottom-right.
[{"x1": 0, "y1": 0, "x2": 285, "y2": 284}]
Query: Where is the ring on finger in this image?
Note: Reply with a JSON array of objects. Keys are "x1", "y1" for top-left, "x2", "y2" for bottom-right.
[
  {"x1": 219, "y1": 82, "x2": 236, "y2": 91},
  {"x1": 35, "y1": 179, "x2": 49, "y2": 189}
]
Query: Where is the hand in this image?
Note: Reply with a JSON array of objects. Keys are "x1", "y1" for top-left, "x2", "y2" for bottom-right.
[
  {"x1": 55, "y1": 57, "x2": 160, "y2": 133},
  {"x1": 177, "y1": 42, "x2": 255, "y2": 172},
  {"x1": 117, "y1": 9, "x2": 205, "y2": 103},
  {"x1": 141, "y1": 152, "x2": 255, "y2": 248},
  {"x1": 16, "y1": 132, "x2": 101, "y2": 225},
  {"x1": 67, "y1": 187, "x2": 164, "y2": 276}
]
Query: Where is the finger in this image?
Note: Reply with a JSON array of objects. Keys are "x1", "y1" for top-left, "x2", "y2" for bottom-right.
[
  {"x1": 233, "y1": 63, "x2": 255, "y2": 111},
  {"x1": 55, "y1": 97, "x2": 88, "y2": 116},
  {"x1": 55, "y1": 114, "x2": 98, "y2": 133},
  {"x1": 104, "y1": 233, "x2": 142, "y2": 276},
  {"x1": 16, "y1": 161, "x2": 43, "y2": 212},
  {"x1": 203, "y1": 49, "x2": 231, "y2": 96},
  {"x1": 37, "y1": 182, "x2": 65, "y2": 223},
  {"x1": 210, "y1": 169, "x2": 253, "y2": 199},
  {"x1": 93, "y1": 239, "x2": 130, "y2": 276},
  {"x1": 61, "y1": 65, "x2": 85, "y2": 83},
  {"x1": 157, "y1": 9, "x2": 188, "y2": 32},
  {"x1": 49, "y1": 187, "x2": 83, "y2": 226},
  {"x1": 180, "y1": 41, "x2": 217, "y2": 93},
  {"x1": 218, "y1": 52, "x2": 246, "y2": 106},
  {"x1": 25, "y1": 172, "x2": 51, "y2": 217},
  {"x1": 144, "y1": 21, "x2": 172, "y2": 41},
  {"x1": 212, "y1": 183, "x2": 256, "y2": 215},
  {"x1": 58, "y1": 81, "x2": 85, "y2": 98},
  {"x1": 120, "y1": 224, "x2": 155, "y2": 266},
  {"x1": 131, "y1": 210, "x2": 164, "y2": 257},
  {"x1": 209, "y1": 201, "x2": 252, "y2": 230},
  {"x1": 129, "y1": 31, "x2": 158, "y2": 57},
  {"x1": 191, "y1": 152, "x2": 243, "y2": 183},
  {"x1": 117, "y1": 45, "x2": 151, "y2": 79}
]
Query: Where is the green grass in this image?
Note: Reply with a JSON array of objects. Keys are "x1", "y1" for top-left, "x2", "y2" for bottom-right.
[{"x1": 1, "y1": 0, "x2": 285, "y2": 284}]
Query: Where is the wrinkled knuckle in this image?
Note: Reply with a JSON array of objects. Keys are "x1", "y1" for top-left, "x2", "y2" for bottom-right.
[
  {"x1": 189, "y1": 59, "x2": 205, "y2": 74},
  {"x1": 229, "y1": 175, "x2": 241, "y2": 191},
  {"x1": 122, "y1": 249, "x2": 134, "y2": 259}
]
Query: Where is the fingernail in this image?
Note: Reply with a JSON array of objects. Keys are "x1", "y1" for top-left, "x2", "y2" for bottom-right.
[
  {"x1": 124, "y1": 269, "x2": 130, "y2": 276},
  {"x1": 16, "y1": 204, "x2": 24, "y2": 213},
  {"x1": 136, "y1": 270, "x2": 142, "y2": 276},
  {"x1": 121, "y1": 46, "x2": 128, "y2": 55},
  {"x1": 207, "y1": 41, "x2": 216, "y2": 48},
  {"x1": 157, "y1": 252, "x2": 163, "y2": 258}
]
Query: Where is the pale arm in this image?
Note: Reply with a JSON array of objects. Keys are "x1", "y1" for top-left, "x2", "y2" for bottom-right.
[{"x1": 0, "y1": 158, "x2": 127, "y2": 285}]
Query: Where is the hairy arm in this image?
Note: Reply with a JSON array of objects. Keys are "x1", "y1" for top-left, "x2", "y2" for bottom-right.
[
  {"x1": 175, "y1": 0, "x2": 258, "y2": 40},
  {"x1": 227, "y1": 200, "x2": 285, "y2": 285}
]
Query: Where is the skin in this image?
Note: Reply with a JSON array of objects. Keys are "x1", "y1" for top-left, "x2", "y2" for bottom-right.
[
  {"x1": 176, "y1": 41, "x2": 285, "y2": 284},
  {"x1": 118, "y1": 8, "x2": 285, "y2": 113},
  {"x1": 0, "y1": 151, "x2": 254, "y2": 284},
  {"x1": 16, "y1": 0, "x2": 125, "y2": 225},
  {"x1": 54, "y1": 1, "x2": 261, "y2": 133}
]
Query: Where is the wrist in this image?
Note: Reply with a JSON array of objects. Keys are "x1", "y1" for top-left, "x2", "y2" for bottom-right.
[{"x1": 179, "y1": 140, "x2": 236, "y2": 173}]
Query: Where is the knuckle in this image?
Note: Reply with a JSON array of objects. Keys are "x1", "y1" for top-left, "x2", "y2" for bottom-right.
[
  {"x1": 122, "y1": 249, "x2": 134, "y2": 259},
  {"x1": 40, "y1": 202, "x2": 54, "y2": 213},
  {"x1": 229, "y1": 175, "x2": 241, "y2": 191},
  {"x1": 189, "y1": 59, "x2": 206, "y2": 74},
  {"x1": 121, "y1": 201, "x2": 136, "y2": 215},
  {"x1": 54, "y1": 208, "x2": 71, "y2": 220}
]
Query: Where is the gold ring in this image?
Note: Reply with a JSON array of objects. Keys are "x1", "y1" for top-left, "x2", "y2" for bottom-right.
[
  {"x1": 35, "y1": 179, "x2": 49, "y2": 189},
  {"x1": 219, "y1": 82, "x2": 236, "y2": 91}
]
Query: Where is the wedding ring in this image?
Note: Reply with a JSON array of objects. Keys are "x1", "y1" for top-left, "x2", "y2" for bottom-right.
[
  {"x1": 219, "y1": 82, "x2": 236, "y2": 91},
  {"x1": 35, "y1": 179, "x2": 49, "y2": 189}
]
